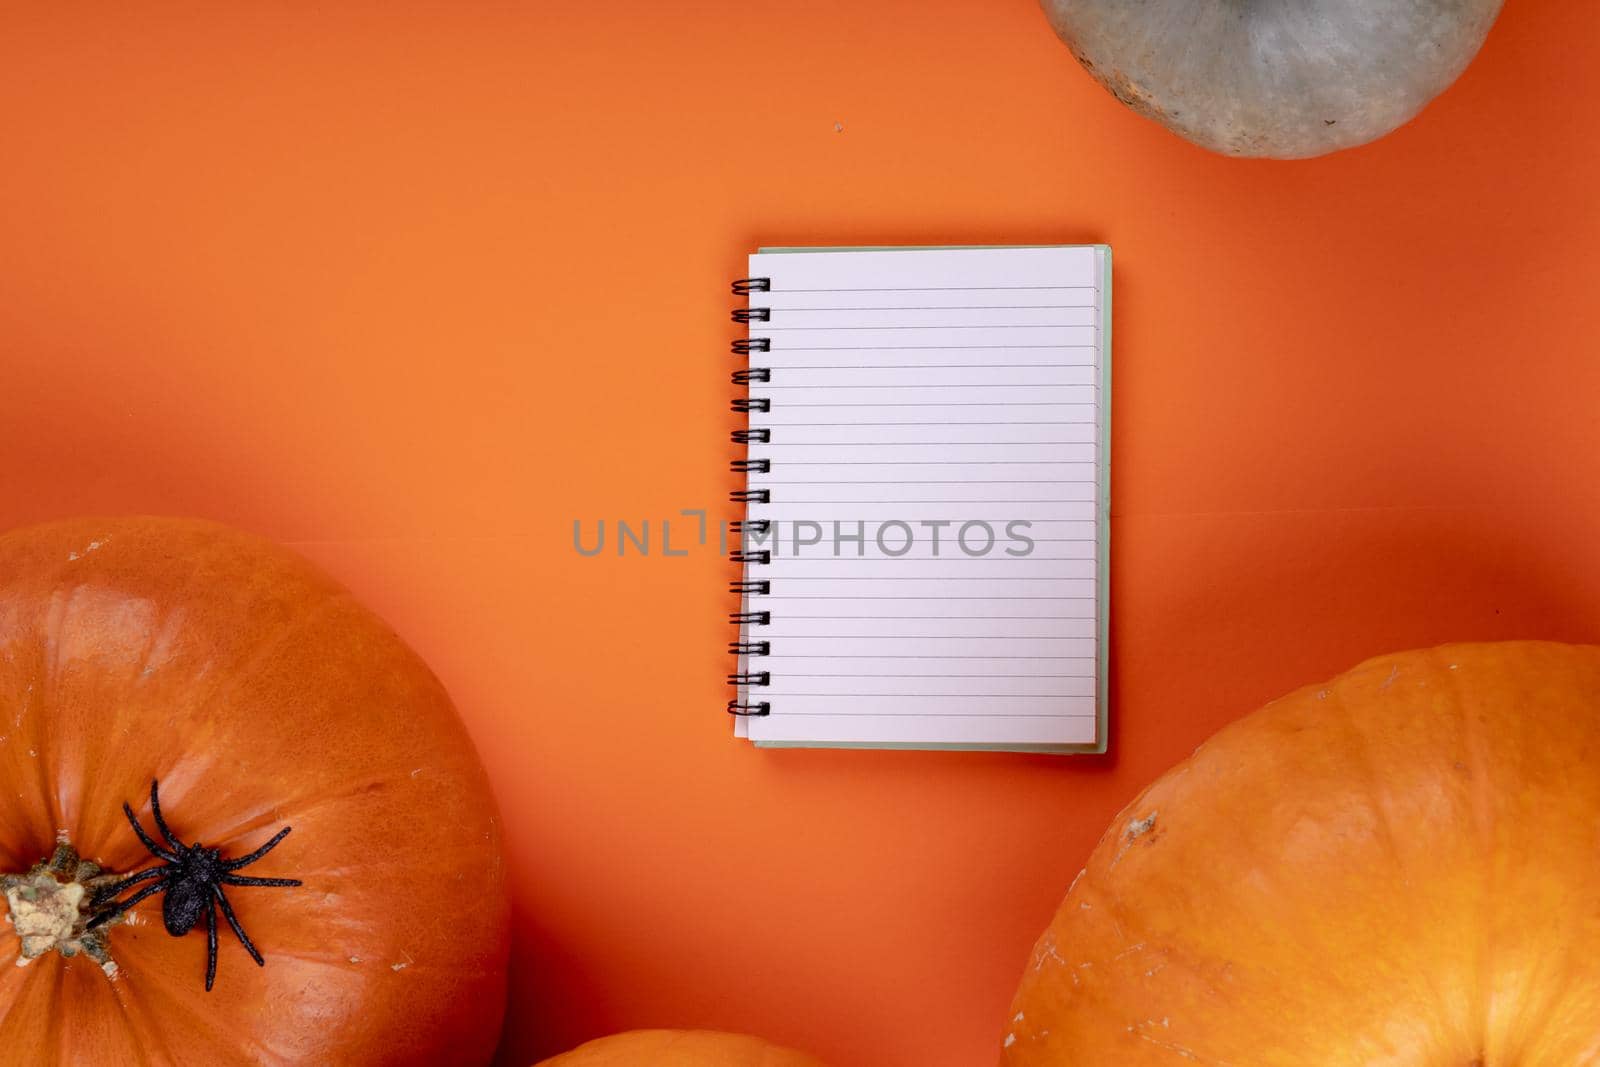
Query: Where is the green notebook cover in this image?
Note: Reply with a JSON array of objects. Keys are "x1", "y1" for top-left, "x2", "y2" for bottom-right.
[{"x1": 745, "y1": 245, "x2": 1111, "y2": 755}]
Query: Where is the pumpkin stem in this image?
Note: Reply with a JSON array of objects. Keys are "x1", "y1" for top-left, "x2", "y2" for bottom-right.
[{"x1": 1, "y1": 837, "x2": 129, "y2": 978}]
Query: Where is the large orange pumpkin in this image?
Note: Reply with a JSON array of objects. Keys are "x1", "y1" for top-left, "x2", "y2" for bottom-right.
[
  {"x1": 1005, "y1": 641, "x2": 1600, "y2": 1064},
  {"x1": 535, "y1": 1030, "x2": 825, "y2": 1066},
  {"x1": 0, "y1": 517, "x2": 509, "y2": 1065}
]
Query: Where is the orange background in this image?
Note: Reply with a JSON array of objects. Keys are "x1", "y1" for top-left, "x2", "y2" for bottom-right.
[{"x1": 3, "y1": 4, "x2": 1598, "y2": 1065}]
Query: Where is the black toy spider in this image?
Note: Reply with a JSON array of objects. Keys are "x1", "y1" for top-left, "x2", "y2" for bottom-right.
[{"x1": 86, "y1": 779, "x2": 303, "y2": 991}]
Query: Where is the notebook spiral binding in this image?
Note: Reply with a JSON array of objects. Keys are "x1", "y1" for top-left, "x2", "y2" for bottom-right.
[{"x1": 728, "y1": 277, "x2": 773, "y2": 718}]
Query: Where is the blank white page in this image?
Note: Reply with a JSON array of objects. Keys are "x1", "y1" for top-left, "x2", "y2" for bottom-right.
[{"x1": 732, "y1": 246, "x2": 1110, "y2": 752}]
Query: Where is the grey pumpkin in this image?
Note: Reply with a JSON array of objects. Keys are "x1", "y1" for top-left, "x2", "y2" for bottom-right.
[{"x1": 1041, "y1": 0, "x2": 1505, "y2": 158}]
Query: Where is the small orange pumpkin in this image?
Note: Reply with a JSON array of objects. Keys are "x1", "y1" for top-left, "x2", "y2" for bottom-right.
[
  {"x1": 536, "y1": 1029, "x2": 826, "y2": 1066},
  {"x1": 1006, "y1": 642, "x2": 1600, "y2": 1064}
]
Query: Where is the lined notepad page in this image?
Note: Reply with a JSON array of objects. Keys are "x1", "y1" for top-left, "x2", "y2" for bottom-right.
[{"x1": 735, "y1": 245, "x2": 1110, "y2": 752}]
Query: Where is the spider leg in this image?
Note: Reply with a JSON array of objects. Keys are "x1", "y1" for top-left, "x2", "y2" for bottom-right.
[
  {"x1": 213, "y1": 886, "x2": 265, "y2": 966},
  {"x1": 148, "y1": 779, "x2": 186, "y2": 853},
  {"x1": 89, "y1": 865, "x2": 168, "y2": 905},
  {"x1": 221, "y1": 826, "x2": 293, "y2": 870},
  {"x1": 86, "y1": 875, "x2": 170, "y2": 930},
  {"x1": 204, "y1": 898, "x2": 218, "y2": 992},
  {"x1": 220, "y1": 874, "x2": 303, "y2": 888},
  {"x1": 123, "y1": 801, "x2": 179, "y2": 863}
]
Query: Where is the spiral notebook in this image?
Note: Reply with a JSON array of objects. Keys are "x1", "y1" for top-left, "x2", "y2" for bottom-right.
[{"x1": 728, "y1": 245, "x2": 1111, "y2": 753}]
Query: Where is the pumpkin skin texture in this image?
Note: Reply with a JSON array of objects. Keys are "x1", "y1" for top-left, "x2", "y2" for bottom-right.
[
  {"x1": 535, "y1": 1030, "x2": 827, "y2": 1067},
  {"x1": 1040, "y1": 0, "x2": 1505, "y2": 158},
  {"x1": 1004, "y1": 641, "x2": 1600, "y2": 1065},
  {"x1": 0, "y1": 517, "x2": 509, "y2": 1066}
]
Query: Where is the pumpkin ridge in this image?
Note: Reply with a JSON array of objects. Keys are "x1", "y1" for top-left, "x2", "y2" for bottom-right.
[
  {"x1": 1034, "y1": 786, "x2": 1284, "y2": 1061},
  {"x1": 68, "y1": 601, "x2": 187, "y2": 847},
  {"x1": 152, "y1": 588, "x2": 353, "y2": 776},
  {"x1": 96, "y1": 966, "x2": 162, "y2": 1067},
  {"x1": 26, "y1": 591, "x2": 70, "y2": 840},
  {"x1": 108, "y1": 934, "x2": 269, "y2": 1063},
  {"x1": 1470, "y1": 645, "x2": 1595, "y2": 1062},
  {"x1": 1323, "y1": 656, "x2": 1464, "y2": 1044},
  {"x1": 0, "y1": 835, "x2": 29, "y2": 873},
  {"x1": 1440, "y1": 644, "x2": 1499, "y2": 1051}
]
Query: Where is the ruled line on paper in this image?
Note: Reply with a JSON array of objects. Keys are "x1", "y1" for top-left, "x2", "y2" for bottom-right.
[
  {"x1": 745, "y1": 713, "x2": 1100, "y2": 723},
  {"x1": 761, "y1": 480, "x2": 1085, "y2": 485},
  {"x1": 755, "y1": 422, "x2": 1094, "y2": 428},
  {"x1": 772, "y1": 285, "x2": 1096, "y2": 293},
  {"x1": 752, "y1": 501, "x2": 1085, "y2": 506},
  {"x1": 758, "y1": 443, "x2": 1083, "y2": 448},
  {"x1": 760, "y1": 460, "x2": 1087, "y2": 465},
  {"x1": 762, "y1": 365, "x2": 1085, "y2": 370},
  {"x1": 759, "y1": 384, "x2": 1098, "y2": 389},
  {"x1": 776, "y1": 345, "x2": 1093, "y2": 351},
  {"x1": 764, "y1": 402, "x2": 1091, "y2": 408},
  {"x1": 768, "y1": 303, "x2": 1094, "y2": 313},
  {"x1": 772, "y1": 654, "x2": 1095, "y2": 659},
  {"x1": 763, "y1": 325, "x2": 1090, "y2": 332}
]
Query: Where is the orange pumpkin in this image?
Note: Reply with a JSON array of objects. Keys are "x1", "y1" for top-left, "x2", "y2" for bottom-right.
[
  {"x1": 0, "y1": 517, "x2": 508, "y2": 1065},
  {"x1": 1005, "y1": 641, "x2": 1600, "y2": 1064},
  {"x1": 536, "y1": 1030, "x2": 826, "y2": 1066}
]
